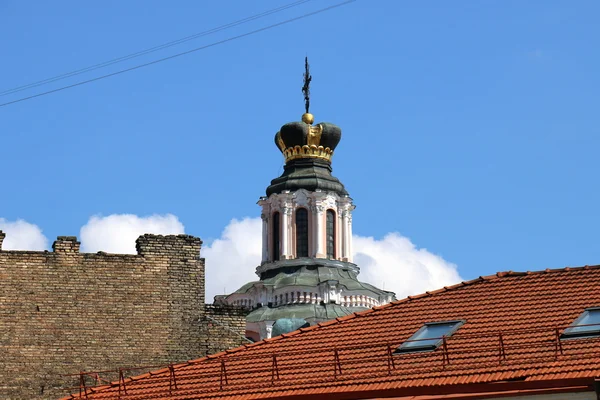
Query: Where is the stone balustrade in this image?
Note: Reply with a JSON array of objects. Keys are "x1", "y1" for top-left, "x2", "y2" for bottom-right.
[{"x1": 232, "y1": 292, "x2": 381, "y2": 309}]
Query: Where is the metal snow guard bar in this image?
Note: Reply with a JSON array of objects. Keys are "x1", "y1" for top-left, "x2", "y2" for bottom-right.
[{"x1": 63, "y1": 322, "x2": 600, "y2": 398}]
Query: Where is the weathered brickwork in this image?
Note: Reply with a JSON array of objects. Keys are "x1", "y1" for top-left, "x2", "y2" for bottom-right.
[
  {"x1": 202, "y1": 305, "x2": 250, "y2": 355},
  {"x1": 0, "y1": 231, "x2": 248, "y2": 400}
]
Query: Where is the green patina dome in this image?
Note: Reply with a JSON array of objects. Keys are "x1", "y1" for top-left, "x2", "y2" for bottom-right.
[
  {"x1": 247, "y1": 303, "x2": 369, "y2": 323},
  {"x1": 231, "y1": 263, "x2": 385, "y2": 293},
  {"x1": 271, "y1": 318, "x2": 310, "y2": 337}
]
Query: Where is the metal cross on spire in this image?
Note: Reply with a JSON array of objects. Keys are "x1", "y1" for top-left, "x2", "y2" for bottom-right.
[{"x1": 302, "y1": 56, "x2": 312, "y2": 114}]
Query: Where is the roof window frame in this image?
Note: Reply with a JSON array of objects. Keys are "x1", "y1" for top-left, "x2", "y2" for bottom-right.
[
  {"x1": 561, "y1": 307, "x2": 600, "y2": 340},
  {"x1": 395, "y1": 319, "x2": 465, "y2": 354}
]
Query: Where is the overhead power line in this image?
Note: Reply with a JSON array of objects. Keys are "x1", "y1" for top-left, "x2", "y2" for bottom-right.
[
  {"x1": 0, "y1": 0, "x2": 312, "y2": 97},
  {"x1": 0, "y1": 0, "x2": 355, "y2": 108}
]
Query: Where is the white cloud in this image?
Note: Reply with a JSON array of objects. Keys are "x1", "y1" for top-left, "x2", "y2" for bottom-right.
[
  {"x1": 0, "y1": 213, "x2": 461, "y2": 301},
  {"x1": 0, "y1": 218, "x2": 48, "y2": 250},
  {"x1": 353, "y1": 233, "x2": 461, "y2": 298},
  {"x1": 203, "y1": 217, "x2": 462, "y2": 302},
  {"x1": 204, "y1": 218, "x2": 262, "y2": 302},
  {"x1": 79, "y1": 214, "x2": 185, "y2": 254}
]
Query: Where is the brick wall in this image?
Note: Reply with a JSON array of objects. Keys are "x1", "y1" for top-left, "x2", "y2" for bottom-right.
[
  {"x1": 0, "y1": 231, "x2": 248, "y2": 400},
  {"x1": 202, "y1": 305, "x2": 250, "y2": 355}
]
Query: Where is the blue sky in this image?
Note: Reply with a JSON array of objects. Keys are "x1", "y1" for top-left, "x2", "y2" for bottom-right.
[{"x1": 1, "y1": 0, "x2": 599, "y2": 294}]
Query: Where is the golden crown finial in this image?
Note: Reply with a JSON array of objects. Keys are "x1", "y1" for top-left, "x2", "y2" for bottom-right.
[{"x1": 273, "y1": 58, "x2": 336, "y2": 163}]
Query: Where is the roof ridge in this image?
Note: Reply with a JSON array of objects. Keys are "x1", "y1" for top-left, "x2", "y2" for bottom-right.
[{"x1": 499, "y1": 264, "x2": 600, "y2": 276}]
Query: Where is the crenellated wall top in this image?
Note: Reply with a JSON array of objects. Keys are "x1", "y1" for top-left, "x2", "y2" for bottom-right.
[{"x1": 0, "y1": 230, "x2": 202, "y2": 259}]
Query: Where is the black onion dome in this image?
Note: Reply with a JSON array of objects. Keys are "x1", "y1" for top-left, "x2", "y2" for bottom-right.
[
  {"x1": 278, "y1": 121, "x2": 308, "y2": 149},
  {"x1": 275, "y1": 121, "x2": 342, "y2": 158},
  {"x1": 316, "y1": 122, "x2": 342, "y2": 150},
  {"x1": 268, "y1": 115, "x2": 347, "y2": 197}
]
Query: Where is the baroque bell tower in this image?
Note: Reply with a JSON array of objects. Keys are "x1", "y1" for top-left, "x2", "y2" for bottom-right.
[
  {"x1": 216, "y1": 59, "x2": 394, "y2": 341},
  {"x1": 260, "y1": 108, "x2": 354, "y2": 263}
]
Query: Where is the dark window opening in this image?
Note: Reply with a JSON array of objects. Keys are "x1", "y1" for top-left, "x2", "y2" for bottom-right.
[
  {"x1": 272, "y1": 212, "x2": 280, "y2": 261},
  {"x1": 296, "y1": 208, "x2": 309, "y2": 257},
  {"x1": 326, "y1": 210, "x2": 336, "y2": 259},
  {"x1": 395, "y1": 320, "x2": 464, "y2": 354},
  {"x1": 561, "y1": 307, "x2": 600, "y2": 339}
]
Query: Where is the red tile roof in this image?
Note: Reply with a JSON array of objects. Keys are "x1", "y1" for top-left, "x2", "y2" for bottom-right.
[{"x1": 63, "y1": 266, "x2": 600, "y2": 399}]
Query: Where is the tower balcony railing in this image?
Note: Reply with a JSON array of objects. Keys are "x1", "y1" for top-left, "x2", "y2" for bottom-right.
[{"x1": 268, "y1": 292, "x2": 380, "y2": 308}]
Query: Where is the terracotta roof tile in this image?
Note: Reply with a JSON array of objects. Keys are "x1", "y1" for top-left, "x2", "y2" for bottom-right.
[{"x1": 63, "y1": 265, "x2": 600, "y2": 399}]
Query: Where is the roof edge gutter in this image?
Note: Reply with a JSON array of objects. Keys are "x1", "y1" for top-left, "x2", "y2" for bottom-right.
[{"x1": 266, "y1": 378, "x2": 597, "y2": 400}]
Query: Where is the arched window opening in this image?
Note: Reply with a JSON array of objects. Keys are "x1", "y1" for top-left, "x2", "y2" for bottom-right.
[
  {"x1": 272, "y1": 212, "x2": 280, "y2": 261},
  {"x1": 295, "y1": 208, "x2": 309, "y2": 257},
  {"x1": 326, "y1": 209, "x2": 336, "y2": 259}
]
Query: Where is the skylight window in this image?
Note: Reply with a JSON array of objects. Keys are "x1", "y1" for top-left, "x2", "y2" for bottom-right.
[
  {"x1": 395, "y1": 320, "x2": 464, "y2": 353},
  {"x1": 561, "y1": 307, "x2": 600, "y2": 339}
]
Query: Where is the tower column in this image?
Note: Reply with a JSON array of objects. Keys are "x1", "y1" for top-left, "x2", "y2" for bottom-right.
[
  {"x1": 346, "y1": 212, "x2": 353, "y2": 263},
  {"x1": 281, "y1": 206, "x2": 291, "y2": 259},
  {"x1": 311, "y1": 206, "x2": 318, "y2": 257},
  {"x1": 337, "y1": 212, "x2": 343, "y2": 261},
  {"x1": 261, "y1": 213, "x2": 268, "y2": 263},
  {"x1": 314, "y1": 205, "x2": 325, "y2": 258},
  {"x1": 341, "y1": 210, "x2": 348, "y2": 261}
]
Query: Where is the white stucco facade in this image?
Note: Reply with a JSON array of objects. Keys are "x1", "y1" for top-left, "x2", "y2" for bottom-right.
[{"x1": 257, "y1": 189, "x2": 356, "y2": 263}]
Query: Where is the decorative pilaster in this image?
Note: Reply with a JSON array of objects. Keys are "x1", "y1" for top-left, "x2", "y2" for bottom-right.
[
  {"x1": 261, "y1": 213, "x2": 268, "y2": 263},
  {"x1": 337, "y1": 196, "x2": 355, "y2": 263},
  {"x1": 281, "y1": 205, "x2": 292, "y2": 259},
  {"x1": 346, "y1": 212, "x2": 353, "y2": 263},
  {"x1": 262, "y1": 321, "x2": 274, "y2": 339},
  {"x1": 341, "y1": 210, "x2": 350, "y2": 261},
  {"x1": 310, "y1": 205, "x2": 318, "y2": 257},
  {"x1": 314, "y1": 204, "x2": 326, "y2": 258},
  {"x1": 337, "y1": 212, "x2": 343, "y2": 261},
  {"x1": 326, "y1": 281, "x2": 340, "y2": 304}
]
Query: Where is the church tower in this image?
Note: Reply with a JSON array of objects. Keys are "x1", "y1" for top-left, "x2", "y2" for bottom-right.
[{"x1": 215, "y1": 60, "x2": 395, "y2": 340}]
